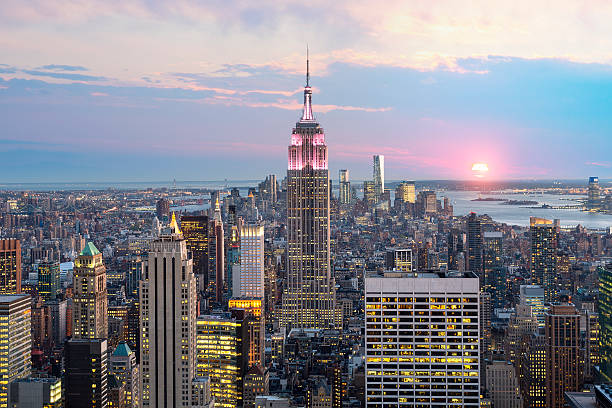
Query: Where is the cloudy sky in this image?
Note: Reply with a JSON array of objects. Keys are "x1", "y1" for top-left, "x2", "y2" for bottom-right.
[{"x1": 2, "y1": 0, "x2": 612, "y2": 182}]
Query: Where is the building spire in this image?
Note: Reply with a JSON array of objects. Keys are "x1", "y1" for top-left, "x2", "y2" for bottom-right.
[{"x1": 301, "y1": 46, "x2": 314, "y2": 121}]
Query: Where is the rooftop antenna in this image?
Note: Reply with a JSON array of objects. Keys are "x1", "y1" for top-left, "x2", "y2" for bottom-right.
[{"x1": 306, "y1": 44, "x2": 310, "y2": 87}]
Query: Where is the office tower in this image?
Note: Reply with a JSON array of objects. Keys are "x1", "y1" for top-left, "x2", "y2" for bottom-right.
[
  {"x1": 599, "y1": 264, "x2": 612, "y2": 381},
  {"x1": 191, "y1": 377, "x2": 214, "y2": 408},
  {"x1": 126, "y1": 255, "x2": 142, "y2": 299},
  {"x1": 506, "y1": 304, "x2": 538, "y2": 370},
  {"x1": 65, "y1": 339, "x2": 108, "y2": 408},
  {"x1": 282, "y1": 58, "x2": 337, "y2": 330},
  {"x1": 234, "y1": 225, "x2": 264, "y2": 298},
  {"x1": 110, "y1": 342, "x2": 140, "y2": 408},
  {"x1": 156, "y1": 198, "x2": 170, "y2": 221},
  {"x1": 416, "y1": 190, "x2": 437, "y2": 216},
  {"x1": 196, "y1": 314, "x2": 248, "y2": 408},
  {"x1": 72, "y1": 242, "x2": 108, "y2": 339},
  {"x1": 338, "y1": 169, "x2": 351, "y2": 205},
  {"x1": 545, "y1": 303, "x2": 580, "y2": 408},
  {"x1": 530, "y1": 217, "x2": 558, "y2": 302},
  {"x1": 384, "y1": 248, "x2": 413, "y2": 272},
  {"x1": 31, "y1": 300, "x2": 51, "y2": 351},
  {"x1": 448, "y1": 229, "x2": 467, "y2": 271},
  {"x1": 365, "y1": 271, "x2": 480, "y2": 407},
  {"x1": 588, "y1": 176, "x2": 601, "y2": 210},
  {"x1": 140, "y1": 218, "x2": 198, "y2": 407},
  {"x1": 483, "y1": 231, "x2": 504, "y2": 307},
  {"x1": 262, "y1": 174, "x2": 278, "y2": 203},
  {"x1": 271, "y1": 332, "x2": 285, "y2": 366},
  {"x1": 372, "y1": 155, "x2": 384, "y2": 198},
  {"x1": 229, "y1": 298, "x2": 265, "y2": 368},
  {"x1": 226, "y1": 223, "x2": 240, "y2": 299},
  {"x1": 485, "y1": 360, "x2": 523, "y2": 408},
  {"x1": 9, "y1": 376, "x2": 62, "y2": 408},
  {"x1": 0, "y1": 295, "x2": 31, "y2": 408},
  {"x1": 0, "y1": 239, "x2": 21, "y2": 294},
  {"x1": 395, "y1": 181, "x2": 416, "y2": 204},
  {"x1": 47, "y1": 299, "x2": 67, "y2": 346},
  {"x1": 519, "y1": 333, "x2": 546, "y2": 408},
  {"x1": 520, "y1": 285, "x2": 546, "y2": 327},
  {"x1": 583, "y1": 310, "x2": 600, "y2": 383},
  {"x1": 363, "y1": 181, "x2": 376, "y2": 206},
  {"x1": 181, "y1": 215, "x2": 209, "y2": 293},
  {"x1": 480, "y1": 292, "x2": 492, "y2": 370},
  {"x1": 209, "y1": 201, "x2": 225, "y2": 303},
  {"x1": 109, "y1": 374, "x2": 127, "y2": 407},
  {"x1": 37, "y1": 261, "x2": 60, "y2": 301},
  {"x1": 243, "y1": 366, "x2": 269, "y2": 408},
  {"x1": 467, "y1": 212, "x2": 483, "y2": 280}
]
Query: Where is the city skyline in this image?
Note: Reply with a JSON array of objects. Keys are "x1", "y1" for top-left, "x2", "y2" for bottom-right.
[{"x1": 3, "y1": 2, "x2": 612, "y2": 181}]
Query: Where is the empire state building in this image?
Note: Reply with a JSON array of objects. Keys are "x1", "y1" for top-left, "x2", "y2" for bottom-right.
[{"x1": 281, "y1": 57, "x2": 338, "y2": 329}]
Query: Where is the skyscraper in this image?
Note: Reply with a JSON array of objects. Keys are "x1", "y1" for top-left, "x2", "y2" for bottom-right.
[
  {"x1": 110, "y1": 341, "x2": 140, "y2": 408},
  {"x1": 282, "y1": 56, "x2": 337, "y2": 329},
  {"x1": 229, "y1": 298, "x2": 265, "y2": 368},
  {"x1": 37, "y1": 261, "x2": 60, "y2": 301},
  {"x1": 156, "y1": 198, "x2": 170, "y2": 221},
  {"x1": 140, "y1": 217, "x2": 198, "y2": 407},
  {"x1": 180, "y1": 215, "x2": 209, "y2": 292},
  {"x1": 588, "y1": 176, "x2": 601, "y2": 210},
  {"x1": 467, "y1": 212, "x2": 483, "y2": 281},
  {"x1": 365, "y1": 271, "x2": 480, "y2": 407},
  {"x1": 372, "y1": 155, "x2": 384, "y2": 198},
  {"x1": 65, "y1": 338, "x2": 108, "y2": 408},
  {"x1": 339, "y1": 170, "x2": 351, "y2": 205},
  {"x1": 209, "y1": 201, "x2": 225, "y2": 303},
  {"x1": 0, "y1": 239, "x2": 21, "y2": 294},
  {"x1": 545, "y1": 303, "x2": 580, "y2": 408},
  {"x1": 0, "y1": 295, "x2": 31, "y2": 408},
  {"x1": 395, "y1": 181, "x2": 416, "y2": 204},
  {"x1": 235, "y1": 225, "x2": 264, "y2": 298},
  {"x1": 530, "y1": 217, "x2": 558, "y2": 302},
  {"x1": 72, "y1": 242, "x2": 108, "y2": 339},
  {"x1": 483, "y1": 231, "x2": 504, "y2": 307},
  {"x1": 520, "y1": 285, "x2": 546, "y2": 327},
  {"x1": 599, "y1": 264, "x2": 612, "y2": 381}
]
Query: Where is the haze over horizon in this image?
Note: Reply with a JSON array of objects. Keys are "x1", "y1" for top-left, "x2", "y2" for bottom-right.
[{"x1": 2, "y1": 1, "x2": 612, "y2": 182}]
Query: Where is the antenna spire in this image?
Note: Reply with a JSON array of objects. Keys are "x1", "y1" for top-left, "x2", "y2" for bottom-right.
[{"x1": 306, "y1": 45, "x2": 310, "y2": 87}]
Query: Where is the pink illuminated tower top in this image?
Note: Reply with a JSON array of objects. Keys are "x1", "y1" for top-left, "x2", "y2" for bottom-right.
[{"x1": 288, "y1": 50, "x2": 327, "y2": 171}]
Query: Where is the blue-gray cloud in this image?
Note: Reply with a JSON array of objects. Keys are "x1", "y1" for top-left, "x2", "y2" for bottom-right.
[
  {"x1": 38, "y1": 64, "x2": 88, "y2": 71},
  {"x1": 22, "y1": 69, "x2": 106, "y2": 81}
]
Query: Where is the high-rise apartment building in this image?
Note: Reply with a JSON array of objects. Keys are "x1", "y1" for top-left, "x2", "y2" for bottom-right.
[
  {"x1": 545, "y1": 303, "x2": 580, "y2": 408},
  {"x1": 196, "y1": 314, "x2": 248, "y2": 408},
  {"x1": 365, "y1": 271, "x2": 480, "y2": 407},
  {"x1": 519, "y1": 332, "x2": 547, "y2": 408},
  {"x1": 235, "y1": 225, "x2": 264, "y2": 298},
  {"x1": 140, "y1": 218, "x2": 198, "y2": 407},
  {"x1": 372, "y1": 155, "x2": 384, "y2": 198},
  {"x1": 530, "y1": 217, "x2": 558, "y2": 302},
  {"x1": 37, "y1": 261, "x2": 60, "y2": 301},
  {"x1": 0, "y1": 295, "x2": 31, "y2": 408},
  {"x1": 339, "y1": 170, "x2": 351, "y2": 205},
  {"x1": 72, "y1": 242, "x2": 108, "y2": 339},
  {"x1": 467, "y1": 212, "x2": 483, "y2": 280},
  {"x1": 0, "y1": 239, "x2": 21, "y2": 294},
  {"x1": 110, "y1": 342, "x2": 140, "y2": 408},
  {"x1": 599, "y1": 264, "x2": 612, "y2": 381},
  {"x1": 282, "y1": 59, "x2": 337, "y2": 329},
  {"x1": 395, "y1": 181, "x2": 416, "y2": 204},
  {"x1": 181, "y1": 215, "x2": 209, "y2": 293},
  {"x1": 156, "y1": 198, "x2": 170, "y2": 221},
  {"x1": 65, "y1": 339, "x2": 108, "y2": 408}
]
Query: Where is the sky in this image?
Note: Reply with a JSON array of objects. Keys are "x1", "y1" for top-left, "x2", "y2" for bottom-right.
[{"x1": 2, "y1": 1, "x2": 612, "y2": 182}]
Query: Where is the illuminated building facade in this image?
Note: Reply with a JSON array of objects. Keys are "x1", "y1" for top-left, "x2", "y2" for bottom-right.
[
  {"x1": 243, "y1": 366, "x2": 269, "y2": 408},
  {"x1": 520, "y1": 333, "x2": 547, "y2": 408},
  {"x1": 339, "y1": 170, "x2": 350, "y2": 205},
  {"x1": 110, "y1": 341, "x2": 140, "y2": 408},
  {"x1": 395, "y1": 181, "x2": 416, "y2": 204},
  {"x1": 384, "y1": 248, "x2": 414, "y2": 272},
  {"x1": 65, "y1": 338, "x2": 108, "y2": 408},
  {"x1": 372, "y1": 155, "x2": 384, "y2": 198},
  {"x1": 180, "y1": 215, "x2": 209, "y2": 293},
  {"x1": 209, "y1": 201, "x2": 225, "y2": 303},
  {"x1": 72, "y1": 242, "x2": 108, "y2": 339},
  {"x1": 583, "y1": 309, "x2": 599, "y2": 383},
  {"x1": 365, "y1": 271, "x2": 480, "y2": 407},
  {"x1": 363, "y1": 181, "x2": 376, "y2": 206},
  {"x1": 0, "y1": 239, "x2": 21, "y2": 294},
  {"x1": 520, "y1": 285, "x2": 546, "y2": 328},
  {"x1": 530, "y1": 217, "x2": 558, "y2": 302},
  {"x1": 140, "y1": 217, "x2": 197, "y2": 407},
  {"x1": 37, "y1": 261, "x2": 60, "y2": 301},
  {"x1": 0, "y1": 295, "x2": 31, "y2": 408},
  {"x1": 545, "y1": 303, "x2": 580, "y2": 408},
  {"x1": 125, "y1": 255, "x2": 142, "y2": 299},
  {"x1": 196, "y1": 314, "x2": 248, "y2": 408},
  {"x1": 237, "y1": 225, "x2": 264, "y2": 298},
  {"x1": 599, "y1": 264, "x2": 612, "y2": 381},
  {"x1": 229, "y1": 298, "x2": 265, "y2": 368},
  {"x1": 282, "y1": 59, "x2": 337, "y2": 330}
]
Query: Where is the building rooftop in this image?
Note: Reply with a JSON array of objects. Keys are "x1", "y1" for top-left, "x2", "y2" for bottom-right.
[
  {"x1": 112, "y1": 341, "x2": 132, "y2": 357},
  {"x1": 368, "y1": 270, "x2": 478, "y2": 279},
  {"x1": 79, "y1": 242, "x2": 100, "y2": 257},
  {"x1": 0, "y1": 294, "x2": 30, "y2": 304}
]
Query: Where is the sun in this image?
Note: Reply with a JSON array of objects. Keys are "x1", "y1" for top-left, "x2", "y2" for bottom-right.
[{"x1": 472, "y1": 162, "x2": 489, "y2": 178}]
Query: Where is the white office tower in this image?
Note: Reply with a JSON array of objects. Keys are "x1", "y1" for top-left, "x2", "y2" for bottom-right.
[
  {"x1": 140, "y1": 217, "x2": 198, "y2": 407},
  {"x1": 235, "y1": 224, "x2": 265, "y2": 298},
  {"x1": 365, "y1": 271, "x2": 480, "y2": 407},
  {"x1": 339, "y1": 169, "x2": 351, "y2": 204},
  {"x1": 373, "y1": 155, "x2": 384, "y2": 197}
]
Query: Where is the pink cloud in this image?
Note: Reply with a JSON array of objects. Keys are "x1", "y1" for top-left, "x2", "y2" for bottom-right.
[{"x1": 586, "y1": 161, "x2": 612, "y2": 168}]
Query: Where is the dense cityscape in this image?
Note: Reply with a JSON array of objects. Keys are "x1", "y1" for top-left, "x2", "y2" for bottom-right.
[{"x1": 0, "y1": 63, "x2": 611, "y2": 408}]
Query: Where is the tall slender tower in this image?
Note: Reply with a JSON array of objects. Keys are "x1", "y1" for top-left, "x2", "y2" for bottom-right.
[
  {"x1": 282, "y1": 53, "x2": 337, "y2": 329},
  {"x1": 530, "y1": 217, "x2": 558, "y2": 302},
  {"x1": 72, "y1": 242, "x2": 108, "y2": 339},
  {"x1": 372, "y1": 155, "x2": 384, "y2": 198},
  {"x1": 140, "y1": 215, "x2": 197, "y2": 407}
]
